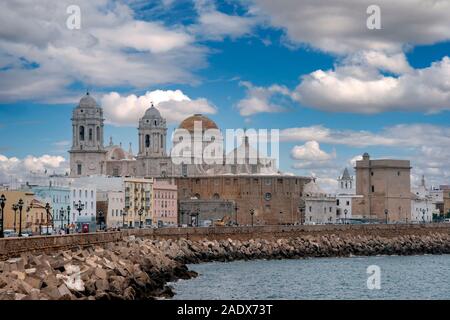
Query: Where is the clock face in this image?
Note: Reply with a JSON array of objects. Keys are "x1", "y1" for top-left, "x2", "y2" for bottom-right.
[{"x1": 264, "y1": 192, "x2": 272, "y2": 201}]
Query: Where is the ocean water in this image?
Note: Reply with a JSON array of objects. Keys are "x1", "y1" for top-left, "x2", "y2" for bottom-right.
[{"x1": 170, "y1": 255, "x2": 450, "y2": 299}]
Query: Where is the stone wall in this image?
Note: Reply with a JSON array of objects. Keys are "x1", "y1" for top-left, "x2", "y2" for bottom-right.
[{"x1": 1, "y1": 224, "x2": 450, "y2": 259}]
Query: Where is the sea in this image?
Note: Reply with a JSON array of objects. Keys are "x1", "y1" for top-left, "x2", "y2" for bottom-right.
[{"x1": 170, "y1": 255, "x2": 450, "y2": 299}]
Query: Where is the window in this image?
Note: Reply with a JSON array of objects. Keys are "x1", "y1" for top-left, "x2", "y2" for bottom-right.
[
  {"x1": 96, "y1": 126, "x2": 100, "y2": 141},
  {"x1": 371, "y1": 185, "x2": 375, "y2": 192},
  {"x1": 346, "y1": 201, "x2": 350, "y2": 206},
  {"x1": 85, "y1": 190, "x2": 88, "y2": 198},
  {"x1": 371, "y1": 171, "x2": 373, "y2": 176},
  {"x1": 397, "y1": 171, "x2": 401, "y2": 176},
  {"x1": 79, "y1": 126, "x2": 85, "y2": 141},
  {"x1": 91, "y1": 190, "x2": 94, "y2": 198},
  {"x1": 88, "y1": 128, "x2": 93, "y2": 141},
  {"x1": 77, "y1": 164, "x2": 82, "y2": 175},
  {"x1": 160, "y1": 134, "x2": 163, "y2": 147},
  {"x1": 337, "y1": 199, "x2": 340, "y2": 206},
  {"x1": 145, "y1": 134, "x2": 150, "y2": 148},
  {"x1": 309, "y1": 206, "x2": 312, "y2": 212}
]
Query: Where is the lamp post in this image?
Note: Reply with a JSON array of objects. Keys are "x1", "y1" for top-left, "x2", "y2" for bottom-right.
[
  {"x1": 45, "y1": 203, "x2": 52, "y2": 235},
  {"x1": 66, "y1": 205, "x2": 71, "y2": 234},
  {"x1": 234, "y1": 204, "x2": 239, "y2": 226},
  {"x1": 59, "y1": 207, "x2": 65, "y2": 231},
  {"x1": 250, "y1": 209, "x2": 255, "y2": 227},
  {"x1": 344, "y1": 209, "x2": 348, "y2": 225},
  {"x1": 12, "y1": 204, "x2": 18, "y2": 233},
  {"x1": 180, "y1": 209, "x2": 185, "y2": 226},
  {"x1": 0, "y1": 194, "x2": 6, "y2": 238},
  {"x1": 384, "y1": 209, "x2": 388, "y2": 224},
  {"x1": 18, "y1": 198, "x2": 24, "y2": 237},
  {"x1": 122, "y1": 208, "x2": 127, "y2": 228},
  {"x1": 74, "y1": 200, "x2": 84, "y2": 232},
  {"x1": 196, "y1": 208, "x2": 200, "y2": 227},
  {"x1": 138, "y1": 207, "x2": 144, "y2": 228}
]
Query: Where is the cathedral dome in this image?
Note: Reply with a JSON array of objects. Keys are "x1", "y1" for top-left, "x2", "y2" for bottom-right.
[
  {"x1": 78, "y1": 92, "x2": 98, "y2": 108},
  {"x1": 178, "y1": 114, "x2": 218, "y2": 132},
  {"x1": 143, "y1": 104, "x2": 162, "y2": 119}
]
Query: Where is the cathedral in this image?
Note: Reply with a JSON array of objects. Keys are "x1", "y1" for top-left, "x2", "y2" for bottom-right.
[
  {"x1": 69, "y1": 92, "x2": 311, "y2": 225},
  {"x1": 69, "y1": 92, "x2": 278, "y2": 178}
]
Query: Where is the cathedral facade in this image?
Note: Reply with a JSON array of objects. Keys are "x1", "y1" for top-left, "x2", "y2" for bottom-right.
[{"x1": 69, "y1": 93, "x2": 279, "y2": 178}]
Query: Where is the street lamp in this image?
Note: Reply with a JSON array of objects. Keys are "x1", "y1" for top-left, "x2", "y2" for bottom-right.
[
  {"x1": 66, "y1": 205, "x2": 71, "y2": 234},
  {"x1": 250, "y1": 209, "x2": 255, "y2": 227},
  {"x1": 344, "y1": 209, "x2": 348, "y2": 225},
  {"x1": 18, "y1": 198, "x2": 24, "y2": 237},
  {"x1": 196, "y1": 208, "x2": 200, "y2": 227},
  {"x1": 0, "y1": 194, "x2": 6, "y2": 238},
  {"x1": 384, "y1": 209, "x2": 388, "y2": 224},
  {"x1": 138, "y1": 207, "x2": 144, "y2": 228},
  {"x1": 45, "y1": 203, "x2": 52, "y2": 235},
  {"x1": 180, "y1": 209, "x2": 185, "y2": 226},
  {"x1": 12, "y1": 204, "x2": 19, "y2": 233},
  {"x1": 59, "y1": 207, "x2": 65, "y2": 231},
  {"x1": 122, "y1": 208, "x2": 128, "y2": 228}
]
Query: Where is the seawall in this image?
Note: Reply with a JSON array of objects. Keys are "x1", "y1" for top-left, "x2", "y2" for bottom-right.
[{"x1": 1, "y1": 224, "x2": 450, "y2": 259}]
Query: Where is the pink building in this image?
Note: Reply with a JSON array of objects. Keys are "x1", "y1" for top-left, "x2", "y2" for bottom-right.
[{"x1": 152, "y1": 179, "x2": 178, "y2": 227}]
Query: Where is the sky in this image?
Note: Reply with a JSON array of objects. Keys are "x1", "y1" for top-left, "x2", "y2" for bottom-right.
[{"x1": 0, "y1": 0, "x2": 449, "y2": 191}]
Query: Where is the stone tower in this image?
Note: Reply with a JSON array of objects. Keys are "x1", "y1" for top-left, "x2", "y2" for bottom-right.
[
  {"x1": 69, "y1": 92, "x2": 106, "y2": 177},
  {"x1": 137, "y1": 103, "x2": 167, "y2": 158}
]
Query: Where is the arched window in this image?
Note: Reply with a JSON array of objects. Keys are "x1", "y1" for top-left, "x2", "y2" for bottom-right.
[
  {"x1": 88, "y1": 128, "x2": 93, "y2": 141},
  {"x1": 79, "y1": 126, "x2": 85, "y2": 141},
  {"x1": 213, "y1": 193, "x2": 220, "y2": 199},
  {"x1": 96, "y1": 126, "x2": 100, "y2": 141},
  {"x1": 160, "y1": 134, "x2": 163, "y2": 148},
  {"x1": 145, "y1": 134, "x2": 150, "y2": 148}
]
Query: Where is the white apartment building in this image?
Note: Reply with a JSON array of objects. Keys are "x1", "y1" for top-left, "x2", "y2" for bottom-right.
[{"x1": 304, "y1": 179, "x2": 337, "y2": 225}]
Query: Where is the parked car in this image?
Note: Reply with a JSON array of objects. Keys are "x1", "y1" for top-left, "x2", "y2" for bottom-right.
[{"x1": 3, "y1": 230, "x2": 17, "y2": 237}]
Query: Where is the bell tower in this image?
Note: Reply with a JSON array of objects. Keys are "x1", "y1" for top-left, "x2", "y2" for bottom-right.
[
  {"x1": 137, "y1": 103, "x2": 167, "y2": 158},
  {"x1": 69, "y1": 92, "x2": 106, "y2": 177}
]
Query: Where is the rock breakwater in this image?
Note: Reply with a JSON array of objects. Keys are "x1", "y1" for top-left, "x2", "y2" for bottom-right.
[{"x1": 1, "y1": 233, "x2": 450, "y2": 300}]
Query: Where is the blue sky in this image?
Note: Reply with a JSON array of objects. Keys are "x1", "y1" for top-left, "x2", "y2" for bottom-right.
[{"x1": 0, "y1": 0, "x2": 449, "y2": 190}]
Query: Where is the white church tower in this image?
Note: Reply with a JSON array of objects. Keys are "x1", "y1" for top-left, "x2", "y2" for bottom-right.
[
  {"x1": 337, "y1": 167, "x2": 354, "y2": 194},
  {"x1": 137, "y1": 103, "x2": 167, "y2": 158},
  {"x1": 69, "y1": 92, "x2": 106, "y2": 177},
  {"x1": 136, "y1": 103, "x2": 171, "y2": 177}
]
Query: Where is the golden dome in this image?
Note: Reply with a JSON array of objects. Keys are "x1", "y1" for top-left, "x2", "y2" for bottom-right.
[{"x1": 178, "y1": 114, "x2": 218, "y2": 132}]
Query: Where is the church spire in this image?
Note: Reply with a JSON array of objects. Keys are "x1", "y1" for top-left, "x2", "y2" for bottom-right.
[{"x1": 109, "y1": 136, "x2": 113, "y2": 146}]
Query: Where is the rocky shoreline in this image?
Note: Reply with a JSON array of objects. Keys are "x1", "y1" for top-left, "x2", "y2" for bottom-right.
[{"x1": 1, "y1": 233, "x2": 450, "y2": 300}]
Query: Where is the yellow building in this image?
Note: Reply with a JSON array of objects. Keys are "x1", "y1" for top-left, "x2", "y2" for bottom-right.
[
  {"x1": 0, "y1": 190, "x2": 51, "y2": 235},
  {"x1": 123, "y1": 178, "x2": 153, "y2": 228}
]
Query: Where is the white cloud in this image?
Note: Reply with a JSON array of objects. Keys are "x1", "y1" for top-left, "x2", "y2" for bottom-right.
[
  {"x1": 249, "y1": 0, "x2": 450, "y2": 55},
  {"x1": 293, "y1": 56, "x2": 450, "y2": 114},
  {"x1": 100, "y1": 89, "x2": 217, "y2": 126},
  {"x1": 281, "y1": 123, "x2": 450, "y2": 148},
  {"x1": 236, "y1": 81, "x2": 291, "y2": 116},
  {"x1": 0, "y1": 0, "x2": 206, "y2": 102},
  {"x1": 191, "y1": 0, "x2": 257, "y2": 40},
  {"x1": 291, "y1": 141, "x2": 335, "y2": 161},
  {"x1": 0, "y1": 154, "x2": 67, "y2": 183}
]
